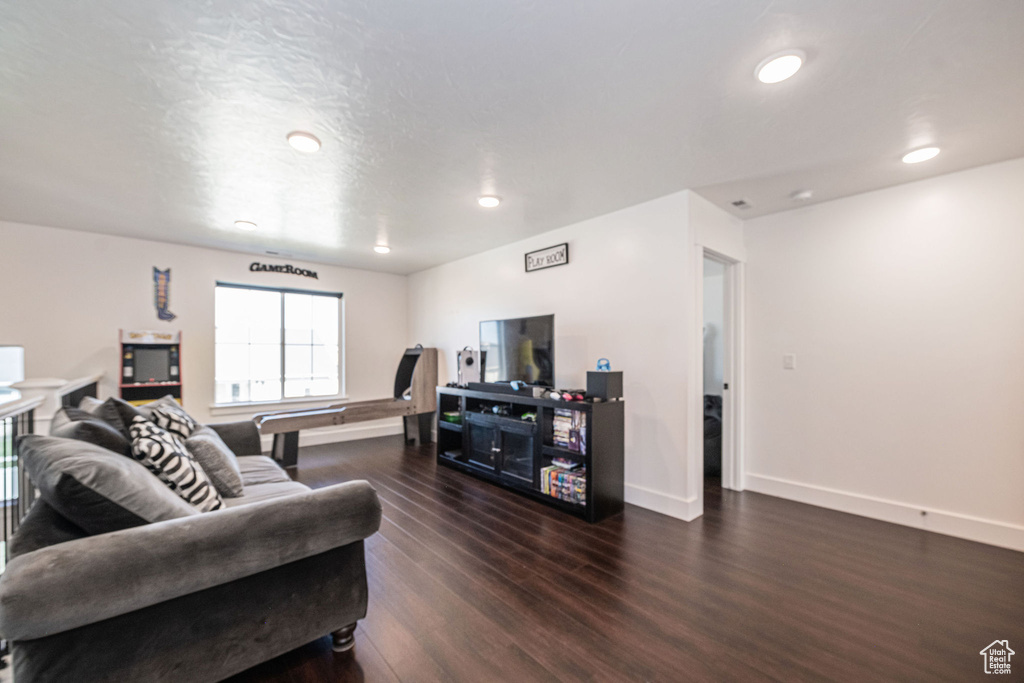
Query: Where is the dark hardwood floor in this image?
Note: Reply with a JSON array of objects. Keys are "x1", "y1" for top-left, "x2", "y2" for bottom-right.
[{"x1": 226, "y1": 435, "x2": 1023, "y2": 682}]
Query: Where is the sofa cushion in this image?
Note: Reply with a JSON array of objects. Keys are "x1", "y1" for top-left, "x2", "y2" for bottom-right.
[
  {"x1": 8, "y1": 500, "x2": 89, "y2": 559},
  {"x1": 99, "y1": 397, "x2": 146, "y2": 438},
  {"x1": 49, "y1": 408, "x2": 72, "y2": 434},
  {"x1": 76, "y1": 395, "x2": 104, "y2": 414},
  {"x1": 150, "y1": 403, "x2": 198, "y2": 440},
  {"x1": 19, "y1": 435, "x2": 198, "y2": 535},
  {"x1": 51, "y1": 419, "x2": 131, "y2": 457},
  {"x1": 207, "y1": 421, "x2": 263, "y2": 457},
  {"x1": 49, "y1": 407, "x2": 113, "y2": 435},
  {"x1": 236, "y1": 456, "x2": 293, "y2": 486},
  {"x1": 128, "y1": 417, "x2": 224, "y2": 513},
  {"x1": 222, "y1": 480, "x2": 311, "y2": 507},
  {"x1": 135, "y1": 394, "x2": 179, "y2": 420},
  {"x1": 185, "y1": 427, "x2": 245, "y2": 498}
]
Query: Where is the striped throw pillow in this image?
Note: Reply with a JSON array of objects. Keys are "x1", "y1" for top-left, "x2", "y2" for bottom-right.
[
  {"x1": 128, "y1": 417, "x2": 223, "y2": 513},
  {"x1": 150, "y1": 403, "x2": 198, "y2": 440}
]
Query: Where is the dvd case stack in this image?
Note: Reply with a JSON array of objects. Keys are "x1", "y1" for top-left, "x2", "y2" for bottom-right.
[
  {"x1": 553, "y1": 408, "x2": 587, "y2": 454},
  {"x1": 540, "y1": 465, "x2": 586, "y2": 505},
  {"x1": 553, "y1": 409, "x2": 571, "y2": 448}
]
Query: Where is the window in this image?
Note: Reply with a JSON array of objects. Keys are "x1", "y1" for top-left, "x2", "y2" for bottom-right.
[
  {"x1": 0, "y1": 345, "x2": 24, "y2": 406},
  {"x1": 214, "y1": 284, "x2": 341, "y2": 404}
]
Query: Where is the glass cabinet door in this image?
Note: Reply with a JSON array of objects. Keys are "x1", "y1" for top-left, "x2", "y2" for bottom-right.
[
  {"x1": 467, "y1": 421, "x2": 498, "y2": 470},
  {"x1": 500, "y1": 429, "x2": 534, "y2": 483}
]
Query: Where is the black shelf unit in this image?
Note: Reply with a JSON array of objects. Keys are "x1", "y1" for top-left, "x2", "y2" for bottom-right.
[{"x1": 436, "y1": 387, "x2": 624, "y2": 523}]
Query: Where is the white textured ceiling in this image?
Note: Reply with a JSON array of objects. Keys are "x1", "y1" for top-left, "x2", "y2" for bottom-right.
[{"x1": 1, "y1": 1, "x2": 1023, "y2": 274}]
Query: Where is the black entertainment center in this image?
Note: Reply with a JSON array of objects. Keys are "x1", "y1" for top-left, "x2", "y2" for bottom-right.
[
  {"x1": 436, "y1": 387, "x2": 624, "y2": 523},
  {"x1": 436, "y1": 313, "x2": 624, "y2": 523}
]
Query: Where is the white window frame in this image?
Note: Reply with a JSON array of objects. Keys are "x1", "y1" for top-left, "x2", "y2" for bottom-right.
[{"x1": 212, "y1": 282, "x2": 344, "y2": 409}]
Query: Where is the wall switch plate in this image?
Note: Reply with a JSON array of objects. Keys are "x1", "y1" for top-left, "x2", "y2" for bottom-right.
[{"x1": 783, "y1": 354, "x2": 797, "y2": 370}]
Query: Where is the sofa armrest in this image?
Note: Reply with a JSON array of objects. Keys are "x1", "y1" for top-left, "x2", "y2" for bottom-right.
[
  {"x1": 0, "y1": 480, "x2": 381, "y2": 641},
  {"x1": 208, "y1": 419, "x2": 263, "y2": 456}
]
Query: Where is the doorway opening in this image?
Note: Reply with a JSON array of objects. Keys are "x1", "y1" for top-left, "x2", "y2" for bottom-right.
[
  {"x1": 696, "y1": 248, "x2": 742, "y2": 505},
  {"x1": 702, "y1": 257, "x2": 726, "y2": 489}
]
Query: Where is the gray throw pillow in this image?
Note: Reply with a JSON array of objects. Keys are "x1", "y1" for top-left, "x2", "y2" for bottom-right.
[
  {"x1": 20, "y1": 435, "x2": 199, "y2": 535},
  {"x1": 51, "y1": 419, "x2": 131, "y2": 457},
  {"x1": 50, "y1": 407, "x2": 119, "y2": 436},
  {"x1": 49, "y1": 409, "x2": 71, "y2": 434},
  {"x1": 136, "y1": 394, "x2": 181, "y2": 420},
  {"x1": 76, "y1": 396, "x2": 104, "y2": 414},
  {"x1": 99, "y1": 397, "x2": 146, "y2": 438},
  {"x1": 185, "y1": 427, "x2": 245, "y2": 498},
  {"x1": 48, "y1": 407, "x2": 97, "y2": 434},
  {"x1": 128, "y1": 417, "x2": 224, "y2": 512}
]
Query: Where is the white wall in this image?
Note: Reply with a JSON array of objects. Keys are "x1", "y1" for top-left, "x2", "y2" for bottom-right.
[
  {"x1": 691, "y1": 191, "x2": 746, "y2": 262},
  {"x1": 0, "y1": 220, "x2": 409, "y2": 443},
  {"x1": 409, "y1": 192, "x2": 709, "y2": 519},
  {"x1": 744, "y1": 158, "x2": 1024, "y2": 550},
  {"x1": 702, "y1": 259, "x2": 725, "y2": 396}
]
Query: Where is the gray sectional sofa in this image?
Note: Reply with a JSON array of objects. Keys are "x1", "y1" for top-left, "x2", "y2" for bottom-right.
[{"x1": 0, "y1": 400, "x2": 382, "y2": 683}]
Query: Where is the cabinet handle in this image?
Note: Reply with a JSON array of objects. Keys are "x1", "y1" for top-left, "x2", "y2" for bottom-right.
[{"x1": 491, "y1": 447, "x2": 501, "y2": 453}]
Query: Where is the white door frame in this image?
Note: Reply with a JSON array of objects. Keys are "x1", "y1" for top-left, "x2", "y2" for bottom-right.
[{"x1": 690, "y1": 246, "x2": 745, "y2": 508}]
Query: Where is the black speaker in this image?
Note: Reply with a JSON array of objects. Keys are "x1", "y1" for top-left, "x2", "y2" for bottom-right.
[{"x1": 587, "y1": 371, "x2": 623, "y2": 401}]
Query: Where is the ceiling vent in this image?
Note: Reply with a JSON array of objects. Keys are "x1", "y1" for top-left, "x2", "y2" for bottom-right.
[{"x1": 731, "y1": 199, "x2": 752, "y2": 210}]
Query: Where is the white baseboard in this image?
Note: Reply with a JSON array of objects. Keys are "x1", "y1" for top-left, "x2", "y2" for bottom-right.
[
  {"x1": 625, "y1": 482, "x2": 702, "y2": 521},
  {"x1": 258, "y1": 420, "x2": 405, "y2": 451},
  {"x1": 745, "y1": 472, "x2": 1024, "y2": 552}
]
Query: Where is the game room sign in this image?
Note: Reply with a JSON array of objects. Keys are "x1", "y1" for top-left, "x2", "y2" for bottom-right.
[
  {"x1": 525, "y1": 242, "x2": 569, "y2": 272},
  {"x1": 249, "y1": 262, "x2": 319, "y2": 279}
]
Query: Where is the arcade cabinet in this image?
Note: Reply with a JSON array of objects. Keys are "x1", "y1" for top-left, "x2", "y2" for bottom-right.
[{"x1": 120, "y1": 329, "x2": 182, "y2": 406}]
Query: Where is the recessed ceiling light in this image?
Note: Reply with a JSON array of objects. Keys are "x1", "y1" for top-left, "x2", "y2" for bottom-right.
[
  {"x1": 756, "y1": 50, "x2": 805, "y2": 84},
  {"x1": 478, "y1": 195, "x2": 501, "y2": 208},
  {"x1": 286, "y1": 131, "x2": 321, "y2": 153},
  {"x1": 902, "y1": 147, "x2": 940, "y2": 164},
  {"x1": 234, "y1": 220, "x2": 257, "y2": 231},
  {"x1": 373, "y1": 245, "x2": 391, "y2": 254},
  {"x1": 790, "y1": 189, "x2": 814, "y2": 201}
]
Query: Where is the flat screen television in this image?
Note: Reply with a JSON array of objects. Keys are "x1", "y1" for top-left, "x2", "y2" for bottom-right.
[{"x1": 479, "y1": 314, "x2": 554, "y2": 386}]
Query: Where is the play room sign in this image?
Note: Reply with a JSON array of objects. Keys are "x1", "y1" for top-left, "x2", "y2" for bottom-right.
[{"x1": 525, "y1": 243, "x2": 569, "y2": 272}]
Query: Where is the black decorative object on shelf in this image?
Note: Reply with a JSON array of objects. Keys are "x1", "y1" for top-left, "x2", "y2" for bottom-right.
[{"x1": 586, "y1": 370, "x2": 623, "y2": 401}]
